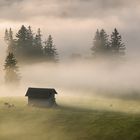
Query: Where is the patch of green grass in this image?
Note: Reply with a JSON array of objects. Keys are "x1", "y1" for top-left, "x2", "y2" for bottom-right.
[{"x1": 0, "y1": 97, "x2": 140, "y2": 140}]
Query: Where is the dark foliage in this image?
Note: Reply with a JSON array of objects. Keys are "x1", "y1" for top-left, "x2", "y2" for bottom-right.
[
  {"x1": 44, "y1": 35, "x2": 58, "y2": 62},
  {"x1": 91, "y1": 28, "x2": 125, "y2": 59},
  {"x1": 4, "y1": 53, "x2": 20, "y2": 85},
  {"x1": 110, "y1": 28, "x2": 125, "y2": 56},
  {"x1": 4, "y1": 25, "x2": 59, "y2": 63}
]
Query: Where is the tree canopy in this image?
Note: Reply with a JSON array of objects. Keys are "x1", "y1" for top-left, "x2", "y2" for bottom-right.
[
  {"x1": 4, "y1": 53, "x2": 20, "y2": 85},
  {"x1": 91, "y1": 28, "x2": 125, "y2": 59},
  {"x1": 4, "y1": 25, "x2": 58, "y2": 63}
]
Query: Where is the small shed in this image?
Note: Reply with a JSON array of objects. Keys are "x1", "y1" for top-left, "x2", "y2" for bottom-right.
[{"x1": 25, "y1": 87, "x2": 57, "y2": 107}]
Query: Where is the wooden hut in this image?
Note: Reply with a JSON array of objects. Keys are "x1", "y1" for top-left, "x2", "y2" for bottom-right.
[{"x1": 25, "y1": 87, "x2": 57, "y2": 107}]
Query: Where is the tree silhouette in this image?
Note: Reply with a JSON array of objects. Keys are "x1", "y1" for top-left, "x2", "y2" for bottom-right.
[
  {"x1": 4, "y1": 28, "x2": 16, "y2": 54},
  {"x1": 4, "y1": 29, "x2": 9, "y2": 44},
  {"x1": 110, "y1": 28, "x2": 125, "y2": 56},
  {"x1": 4, "y1": 25, "x2": 59, "y2": 63},
  {"x1": 35, "y1": 28, "x2": 42, "y2": 49},
  {"x1": 16, "y1": 25, "x2": 28, "y2": 58},
  {"x1": 91, "y1": 29, "x2": 110, "y2": 57},
  {"x1": 33, "y1": 28, "x2": 43, "y2": 56},
  {"x1": 44, "y1": 35, "x2": 58, "y2": 62},
  {"x1": 91, "y1": 29, "x2": 100, "y2": 56},
  {"x1": 4, "y1": 53, "x2": 20, "y2": 85},
  {"x1": 91, "y1": 28, "x2": 126, "y2": 59}
]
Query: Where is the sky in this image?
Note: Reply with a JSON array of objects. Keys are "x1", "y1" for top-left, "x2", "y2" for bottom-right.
[{"x1": 0, "y1": 0, "x2": 140, "y2": 60}]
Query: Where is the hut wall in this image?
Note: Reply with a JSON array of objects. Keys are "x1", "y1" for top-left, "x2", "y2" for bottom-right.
[{"x1": 28, "y1": 97, "x2": 56, "y2": 107}]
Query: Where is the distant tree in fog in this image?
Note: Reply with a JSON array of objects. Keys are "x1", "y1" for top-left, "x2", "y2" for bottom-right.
[
  {"x1": 4, "y1": 53, "x2": 20, "y2": 85},
  {"x1": 33, "y1": 28, "x2": 43, "y2": 57},
  {"x1": 16, "y1": 25, "x2": 33, "y2": 58},
  {"x1": 99, "y1": 29, "x2": 110, "y2": 54},
  {"x1": 91, "y1": 29, "x2": 110, "y2": 57},
  {"x1": 4, "y1": 25, "x2": 59, "y2": 63},
  {"x1": 91, "y1": 29, "x2": 100, "y2": 56},
  {"x1": 110, "y1": 28, "x2": 125, "y2": 57},
  {"x1": 4, "y1": 28, "x2": 16, "y2": 54},
  {"x1": 44, "y1": 35, "x2": 58, "y2": 62},
  {"x1": 4, "y1": 29, "x2": 9, "y2": 44},
  {"x1": 91, "y1": 28, "x2": 126, "y2": 58}
]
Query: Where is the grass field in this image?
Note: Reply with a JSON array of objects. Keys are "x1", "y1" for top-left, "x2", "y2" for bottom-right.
[{"x1": 0, "y1": 97, "x2": 140, "y2": 140}]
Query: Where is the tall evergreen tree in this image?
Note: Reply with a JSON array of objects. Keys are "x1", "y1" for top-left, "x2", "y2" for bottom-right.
[
  {"x1": 4, "y1": 29, "x2": 9, "y2": 44},
  {"x1": 16, "y1": 25, "x2": 37, "y2": 58},
  {"x1": 16, "y1": 25, "x2": 28, "y2": 45},
  {"x1": 100, "y1": 29, "x2": 110, "y2": 53},
  {"x1": 110, "y1": 28, "x2": 125, "y2": 56},
  {"x1": 4, "y1": 53, "x2": 20, "y2": 85},
  {"x1": 27, "y1": 26, "x2": 34, "y2": 47},
  {"x1": 8, "y1": 28, "x2": 16, "y2": 53},
  {"x1": 4, "y1": 28, "x2": 16, "y2": 54},
  {"x1": 36, "y1": 28, "x2": 42, "y2": 48},
  {"x1": 16, "y1": 25, "x2": 28, "y2": 57},
  {"x1": 91, "y1": 29, "x2": 110, "y2": 57},
  {"x1": 91, "y1": 29, "x2": 100, "y2": 56},
  {"x1": 33, "y1": 28, "x2": 43, "y2": 56},
  {"x1": 9, "y1": 28, "x2": 13, "y2": 41},
  {"x1": 44, "y1": 35, "x2": 58, "y2": 62}
]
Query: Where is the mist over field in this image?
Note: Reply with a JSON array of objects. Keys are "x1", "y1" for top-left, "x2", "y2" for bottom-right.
[
  {"x1": 20, "y1": 58, "x2": 140, "y2": 97},
  {"x1": 1, "y1": 56, "x2": 140, "y2": 113}
]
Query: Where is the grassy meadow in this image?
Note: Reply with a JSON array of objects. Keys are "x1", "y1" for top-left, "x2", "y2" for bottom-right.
[{"x1": 0, "y1": 96, "x2": 140, "y2": 140}]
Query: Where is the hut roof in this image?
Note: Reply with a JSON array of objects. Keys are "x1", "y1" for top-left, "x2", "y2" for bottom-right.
[{"x1": 25, "y1": 87, "x2": 57, "y2": 98}]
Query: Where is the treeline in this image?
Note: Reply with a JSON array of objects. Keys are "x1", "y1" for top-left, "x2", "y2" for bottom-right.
[
  {"x1": 4, "y1": 25, "x2": 59, "y2": 85},
  {"x1": 4, "y1": 25, "x2": 58, "y2": 63},
  {"x1": 91, "y1": 28, "x2": 125, "y2": 58},
  {"x1": 3, "y1": 26, "x2": 126, "y2": 86}
]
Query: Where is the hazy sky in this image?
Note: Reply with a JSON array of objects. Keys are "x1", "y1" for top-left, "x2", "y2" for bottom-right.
[{"x1": 0, "y1": 0, "x2": 140, "y2": 59}]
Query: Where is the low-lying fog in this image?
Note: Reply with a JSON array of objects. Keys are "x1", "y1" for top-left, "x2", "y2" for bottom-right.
[{"x1": 1, "y1": 57, "x2": 140, "y2": 113}]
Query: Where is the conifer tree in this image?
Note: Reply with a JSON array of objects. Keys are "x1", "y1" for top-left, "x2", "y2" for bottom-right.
[
  {"x1": 4, "y1": 53, "x2": 20, "y2": 85},
  {"x1": 27, "y1": 26, "x2": 34, "y2": 47},
  {"x1": 16, "y1": 25, "x2": 28, "y2": 45},
  {"x1": 110, "y1": 28, "x2": 125, "y2": 56},
  {"x1": 16, "y1": 25, "x2": 28, "y2": 57},
  {"x1": 16, "y1": 25, "x2": 36, "y2": 58},
  {"x1": 91, "y1": 29, "x2": 110, "y2": 57},
  {"x1": 36, "y1": 28, "x2": 42, "y2": 48},
  {"x1": 91, "y1": 29, "x2": 100, "y2": 56},
  {"x1": 100, "y1": 29, "x2": 110, "y2": 53},
  {"x1": 4, "y1": 29, "x2": 9, "y2": 44},
  {"x1": 4, "y1": 28, "x2": 16, "y2": 54},
  {"x1": 33, "y1": 28, "x2": 43, "y2": 56},
  {"x1": 9, "y1": 28, "x2": 13, "y2": 41},
  {"x1": 44, "y1": 35, "x2": 58, "y2": 62}
]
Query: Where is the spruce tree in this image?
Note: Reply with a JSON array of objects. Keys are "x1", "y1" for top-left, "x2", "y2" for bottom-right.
[
  {"x1": 4, "y1": 28, "x2": 16, "y2": 54},
  {"x1": 33, "y1": 28, "x2": 43, "y2": 56},
  {"x1": 110, "y1": 28, "x2": 125, "y2": 56},
  {"x1": 44, "y1": 35, "x2": 58, "y2": 62},
  {"x1": 91, "y1": 29, "x2": 100, "y2": 56},
  {"x1": 91, "y1": 29, "x2": 110, "y2": 57},
  {"x1": 16, "y1": 25, "x2": 28, "y2": 57},
  {"x1": 36, "y1": 28, "x2": 42, "y2": 48},
  {"x1": 4, "y1": 29, "x2": 9, "y2": 44},
  {"x1": 4, "y1": 53, "x2": 20, "y2": 85},
  {"x1": 16, "y1": 25, "x2": 44, "y2": 58},
  {"x1": 16, "y1": 25, "x2": 28, "y2": 45},
  {"x1": 27, "y1": 26, "x2": 34, "y2": 47},
  {"x1": 100, "y1": 29, "x2": 110, "y2": 53},
  {"x1": 9, "y1": 28, "x2": 13, "y2": 41}
]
